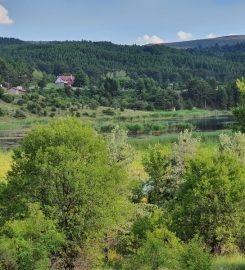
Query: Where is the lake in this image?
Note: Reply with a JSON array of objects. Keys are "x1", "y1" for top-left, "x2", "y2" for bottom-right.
[
  {"x1": 158, "y1": 115, "x2": 234, "y2": 131},
  {"x1": 0, "y1": 115, "x2": 234, "y2": 150}
]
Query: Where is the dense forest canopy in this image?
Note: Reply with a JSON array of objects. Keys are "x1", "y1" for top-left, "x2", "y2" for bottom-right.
[
  {"x1": 0, "y1": 37, "x2": 245, "y2": 84},
  {"x1": 0, "y1": 37, "x2": 244, "y2": 112}
]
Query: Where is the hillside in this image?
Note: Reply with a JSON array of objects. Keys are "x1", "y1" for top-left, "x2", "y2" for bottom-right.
[
  {"x1": 164, "y1": 35, "x2": 245, "y2": 49},
  {"x1": 0, "y1": 37, "x2": 245, "y2": 85}
]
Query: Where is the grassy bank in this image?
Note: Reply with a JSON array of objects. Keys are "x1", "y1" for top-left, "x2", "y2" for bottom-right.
[
  {"x1": 97, "y1": 108, "x2": 230, "y2": 122},
  {"x1": 129, "y1": 130, "x2": 232, "y2": 151},
  {"x1": 212, "y1": 255, "x2": 245, "y2": 270}
]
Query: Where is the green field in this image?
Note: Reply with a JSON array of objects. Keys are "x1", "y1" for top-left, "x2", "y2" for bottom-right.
[
  {"x1": 0, "y1": 150, "x2": 12, "y2": 180},
  {"x1": 212, "y1": 255, "x2": 245, "y2": 270}
]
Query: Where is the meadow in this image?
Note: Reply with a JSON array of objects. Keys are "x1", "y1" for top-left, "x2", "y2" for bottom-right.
[
  {"x1": 0, "y1": 150, "x2": 12, "y2": 181},
  {"x1": 212, "y1": 255, "x2": 245, "y2": 270}
]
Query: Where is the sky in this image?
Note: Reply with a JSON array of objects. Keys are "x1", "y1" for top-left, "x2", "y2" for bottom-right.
[{"x1": 0, "y1": 0, "x2": 244, "y2": 44}]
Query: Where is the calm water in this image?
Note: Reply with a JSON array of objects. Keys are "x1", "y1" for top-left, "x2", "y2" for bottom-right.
[
  {"x1": 0, "y1": 115, "x2": 234, "y2": 149},
  {"x1": 159, "y1": 115, "x2": 234, "y2": 131}
]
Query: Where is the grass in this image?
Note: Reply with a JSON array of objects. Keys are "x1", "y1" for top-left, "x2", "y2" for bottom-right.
[
  {"x1": 212, "y1": 255, "x2": 245, "y2": 270},
  {"x1": 97, "y1": 109, "x2": 230, "y2": 122},
  {"x1": 128, "y1": 130, "x2": 232, "y2": 151},
  {"x1": 0, "y1": 151, "x2": 12, "y2": 181},
  {"x1": 0, "y1": 117, "x2": 48, "y2": 131}
]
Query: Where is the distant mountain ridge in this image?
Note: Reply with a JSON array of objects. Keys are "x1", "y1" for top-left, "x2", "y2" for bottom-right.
[
  {"x1": 0, "y1": 37, "x2": 24, "y2": 45},
  {"x1": 163, "y1": 35, "x2": 245, "y2": 49}
]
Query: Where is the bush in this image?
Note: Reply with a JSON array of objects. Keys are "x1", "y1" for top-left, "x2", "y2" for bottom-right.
[
  {"x1": 126, "y1": 123, "x2": 144, "y2": 135},
  {"x1": 88, "y1": 99, "x2": 99, "y2": 110},
  {"x1": 181, "y1": 237, "x2": 212, "y2": 270},
  {"x1": 102, "y1": 108, "x2": 116, "y2": 116},
  {"x1": 14, "y1": 110, "x2": 26, "y2": 119},
  {"x1": 126, "y1": 228, "x2": 183, "y2": 270},
  {"x1": 1, "y1": 94, "x2": 14, "y2": 103},
  {"x1": 0, "y1": 108, "x2": 6, "y2": 117},
  {"x1": 16, "y1": 99, "x2": 25, "y2": 106},
  {"x1": 0, "y1": 204, "x2": 65, "y2": 270},
  {"x1": 172, "y1": 152, "x2": 245, "y2": 253}
]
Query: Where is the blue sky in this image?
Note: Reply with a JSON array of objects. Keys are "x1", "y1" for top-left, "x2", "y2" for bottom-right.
[{"x1": 0, "y1": 0, "x2": 244, "y2": 44}]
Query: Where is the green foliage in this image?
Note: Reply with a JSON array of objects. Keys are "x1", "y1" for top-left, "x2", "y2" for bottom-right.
[
  {"x1": 233, "y1": 77, "x2": 245, "y2": 132},
  {"x1": 0, "y1": 107, "x2": 7, "y2": 117},
  {"x1": 0, "y1": 203, "x2": 65, "y2": 270},
  {"x1": 13, "y1": 109, "x2": 26, "y2": 118},
  {"x1": 126, "y1": 227, "x2": 183, "y2": 270},
  {"x1": 236, "y1": 77, "x2": 245, "y2": 93},
  {"x1": 212, "y1": 255, "x2": 245, "y2": 270},
  {"x1": 172, "y1": 151, "x2": 245, "y2": 254},
  {"x1": 32, "y1": 69, "x2": 44, "y2": 82},
  {"x1": 107, "y1": 126, "x2": 134, "y2": 165},
  {"x1": 38, "y1": 79, "x2": 47, "y2": 88},
  {"x1": 73, "y1": 69, "x2": 89, "y2": 87},
  {"x1": 233, "y1": 106, "x2": 245, "y2": 132},
  {"x1": 181, "y1": 236, "x2": 212, "y2": 270},
  {"x1": 1, "y1": 94, "x2": 14, "y2": 103},
  {"x1": 219, "y1": 132, "x2": 245, "y2": 165},
  {"x1": 143, "y1": 130, "x2": 200, "y2": 205},
  {"x1": 116, "y1": 209, "x2": 211, "y2": 270},
  {"x1": 0, "y1": 118, "x2": 132, "y2": 268},
  {"x1": 0, "y1": 39, "x2": 245, "y2": 85}
]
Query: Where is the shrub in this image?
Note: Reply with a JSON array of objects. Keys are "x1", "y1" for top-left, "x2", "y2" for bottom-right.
[
  {"x1": 126, "y1": 123, "x2": 144, "y2": 135},
  {"x1": 172, "y1": 152, "x2": 245, "y2": 253},
  {"x1": 14, "y1": 110, "x2": 26, "y2": 119},
  {"x1": 1, "y1": 94, "x2": 14, "y2": 103},
  {"x1": 0, "y1": 108, "x2": 6, "y2": 117},
  {"x1": 102, "y1": 108, "x2": 116, "y2": 116},
  {"x1": 16, "y1": 99, "x2": 25, "y2": 106},
  {"x1": 180, "y1": 237, "x2": 212, "y2": 270},
  {"x1": 0, "y1": 204, "x2": 65, "y2": 270},
  {"x1": 123, "y1": 227, "x2": 183, "y2": 270}
]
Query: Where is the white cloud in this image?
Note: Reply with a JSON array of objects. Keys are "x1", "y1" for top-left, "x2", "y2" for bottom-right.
[
  {"x1": 0, "y1": 5, "x2": 13, "y2": 24},
  {"x1": 177, "y1": 31, "x2": 193, "y2": 41},
  {"x1": 137, "y1": 34, "x2": 165, "y2": 45},
  {"x1": 207, "y1": 33, "x2": 216, "y2": 39}
]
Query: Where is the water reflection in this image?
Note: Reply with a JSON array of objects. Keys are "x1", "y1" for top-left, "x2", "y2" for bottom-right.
[{"x1": 160, "y1": 115, "x2": 234, "y2": 131}]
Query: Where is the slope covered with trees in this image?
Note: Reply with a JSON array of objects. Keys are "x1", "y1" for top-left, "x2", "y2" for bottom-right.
[{"x1": 0, "y1": 38, "x2": 245, "y2": 84}]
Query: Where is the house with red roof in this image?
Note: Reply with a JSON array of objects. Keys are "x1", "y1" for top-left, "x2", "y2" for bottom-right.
[{"x1": 55, "y1": 75, "x2": 75, "y2": 87}]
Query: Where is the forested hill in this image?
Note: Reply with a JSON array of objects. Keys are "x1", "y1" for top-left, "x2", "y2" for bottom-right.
[
  {"x1": 164, "y1": 35, "x2": 245, "y2": 49},
  {"x1": 0, "y1": 37, "x2": 245, "y2": 84}
]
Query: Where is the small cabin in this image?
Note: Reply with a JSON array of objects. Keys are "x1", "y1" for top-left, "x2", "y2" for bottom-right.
[
  {"x1": 8, "y1": 86, "x2": 26, "y2": 95},
  {"x1": 55, "y1": 75, "x2": 75, "y2": 87}
]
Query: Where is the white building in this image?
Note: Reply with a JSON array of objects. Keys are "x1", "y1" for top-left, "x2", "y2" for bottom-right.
[{"x1": 55, "y1": 75, "x2": 75, "y2": 87}]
